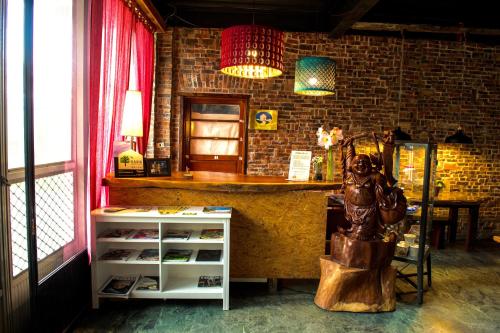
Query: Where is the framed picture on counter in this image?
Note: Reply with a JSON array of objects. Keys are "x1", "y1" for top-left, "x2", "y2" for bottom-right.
[
  {"x1": 249, "y1": 109, "x2": 278, "y2": 130},
  {"x1": 145, "y1": 158, "x2": 171, "y2": 177},
  {"x1": 114, "y1": 150, "x2": 146, "y2": 178}
]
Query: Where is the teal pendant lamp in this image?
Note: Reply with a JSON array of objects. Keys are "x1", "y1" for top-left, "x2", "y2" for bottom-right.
[{"x1": 294, "y1": 56, "x2": 336, "y2": 96}]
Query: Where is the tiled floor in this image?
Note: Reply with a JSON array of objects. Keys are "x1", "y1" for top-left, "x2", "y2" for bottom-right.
[{"x1": 73, "y1": 242, "x2": 500, "y2": 333}]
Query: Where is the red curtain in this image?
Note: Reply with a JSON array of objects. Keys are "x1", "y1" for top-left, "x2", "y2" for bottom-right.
[
  {"x1": 135, "y1": 21, "x2": 155, "y2": 155},
  {"x1": 89, "y1": 0, "x2": 154, "y2": 210}
]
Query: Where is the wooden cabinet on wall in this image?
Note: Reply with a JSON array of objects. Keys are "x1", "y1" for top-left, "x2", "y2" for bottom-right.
[{"x1": 182, "y1": 96, "x2": 247, "y2": 174}]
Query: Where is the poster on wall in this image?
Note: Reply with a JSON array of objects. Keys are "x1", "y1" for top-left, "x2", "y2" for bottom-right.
[
  {"x1": 287, "y1": 150, "x2": 312, "y2": 181},
  {"x1": 249, "y1": 109, "x2": 278, "y2": 130}
]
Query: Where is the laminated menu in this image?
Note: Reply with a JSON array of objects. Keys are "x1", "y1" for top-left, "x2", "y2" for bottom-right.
[
  {"x1": 203, "y1": 206, "x2": 231, "y2": 214},
  {"x1": 99, "y1": 248, "x2": 136, "y2": 261},
  {"x1": 196, "y1": 250, "x2": 222, "y2": 262},
  {"x1": 165, "y1": 230, "x2": 192, "y2": 240},
  {"x1": 137, "y1": 249, "x2": 159, "y2": 261},
  {"x1": 98, "y1": 229, "x2": 135, "y2": 241},
  {"x1": 198, "y1": 276, "x2": 222, "y2": 287},
  {"x1": 130, "y1": 229, "x2": 159, "y2": 240},
  {"x1": 99, "y1": 275, "x2": 139, "y2": 297},
  {"x1": 200, "y1": 229, "x2": 223, "y2": 240},
  {"x1": 162, "y1": 249, "x2": 193, "y2": 262},
  {"x1": 135, "y1": 276, "x2": 159, "y2": 291}
]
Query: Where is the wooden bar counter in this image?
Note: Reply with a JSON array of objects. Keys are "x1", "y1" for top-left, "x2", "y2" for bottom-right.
[{"x1": 104, "y1": 171, "x2": 341, "y2": 279}]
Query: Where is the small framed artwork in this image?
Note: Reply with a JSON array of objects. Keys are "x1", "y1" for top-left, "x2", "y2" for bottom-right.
[
  {"x1": 145, "y1": 158, "x2": 171, "y2": 177},
  {"x1": 249, "y1": 109, "x2": 278, "y2": 130}
]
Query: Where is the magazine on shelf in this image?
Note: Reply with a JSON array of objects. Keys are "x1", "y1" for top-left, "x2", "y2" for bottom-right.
[
  {"x1": 102, "y1": 207, "x2": 127, "y2": 213},
  {"x1": 99, "y1": 248, "x2": 136, "y2": 261},
  {"x1": 203, "y1": 206, "x2": 231, "y2": 214},
  {"x1": 137, "y1": 249, "x2": 159, "y2": 261},
  {"x1": 162, "y1": 249, "x2": 193, "y2": 262},
  {"x1": 135, "y1": 276, "x2": 159, "y2": 291},
  {"x1": 196, "y1": 250, "x2": 222, "y2": 262},
  {"x1": 130, "y1": 229, "x2": 159, "y2": 240},
  {"x1": 165, "y1": 230, "x2": 192, "y2": 240},
  {"x1": 98, "y1": 275, "x2": 139, "y2": 297},
  {"x1": 198, "y1": 275, "x2": 222, "y2": 287},
  {"x1": 98, "y1": 229, "x2": 135, "y2": 240},
  {"x1": 125, "y1": 207, "x2": 152, "y2": 213},
  {"x1": 200, "y1": 229, "x2": 224, "y2": 240},
  {"x1": 158, "y1": 206, "x2": 189, "y2": 215}
]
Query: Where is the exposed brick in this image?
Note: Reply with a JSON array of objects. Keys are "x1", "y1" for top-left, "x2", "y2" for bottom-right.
[{"x1": 153, "y1": 28, "x2": 500, "y2": 238}]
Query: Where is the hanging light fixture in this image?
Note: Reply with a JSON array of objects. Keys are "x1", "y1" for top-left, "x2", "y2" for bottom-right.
[
  {"x1": 294, "y1": 56, "x2": 336, "y2": 96},
  {"x1": 220, "y1": 25, "x2": 284, "y2": 79},
  {"x1": 393, "y1": 32, "x2": 411, "y2": 141},
  {"x1": 445, "y1": 31, "x2": 473, "y2": 144}
]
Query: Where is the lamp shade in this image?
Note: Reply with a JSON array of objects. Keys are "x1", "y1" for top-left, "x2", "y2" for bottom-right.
[
  {"x1": 220, "y1": 25, "x2": 284, "y2": 79},
  {"x1": 121, "y1": 90, "x2": 143, "y2": 137},
  {"x1": 294, "y1": 57, "x2": 336, "y2": 96},
  {"x1": 444, "y1": 128, "x2": 473, "y2": 144},
  {"x1": 393, "y1": 126, "x2": 412, "y2": 141}
]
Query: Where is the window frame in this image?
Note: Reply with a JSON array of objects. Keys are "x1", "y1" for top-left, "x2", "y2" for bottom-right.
[{"x1": 4, "y1": 0, "x2": 86, "y2": 280}]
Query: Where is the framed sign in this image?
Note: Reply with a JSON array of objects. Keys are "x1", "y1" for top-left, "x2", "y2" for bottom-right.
[
  {"x1": 114, "y1": 150, "x2": 145, "y2": 178},
  {"x1": 287, "y1": 150, "x2": 312, "y2": 181},
  {"x1": 249, "y1": 109, "x2": 278, "y2": 130},
  {"x1": 145, "y1": 158, "x2": 171, "y2": 177}
]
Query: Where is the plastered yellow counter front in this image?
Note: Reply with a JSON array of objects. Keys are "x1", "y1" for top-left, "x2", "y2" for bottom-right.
[{"x1": 103, "y1": 171, "x2": 341, "y2": 278}]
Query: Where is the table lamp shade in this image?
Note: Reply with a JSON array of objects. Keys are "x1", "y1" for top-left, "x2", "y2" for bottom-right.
[
  {"x1": 121, "y1": 90, "x2": 143, "y2": 137},
  {"x1": 294, "y1": 57, "x2": 336, "y2": 96}
]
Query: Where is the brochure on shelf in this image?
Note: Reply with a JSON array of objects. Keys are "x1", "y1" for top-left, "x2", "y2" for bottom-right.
[{"x1": 98, "y1": 275, "x2": 139, "y2": 298}]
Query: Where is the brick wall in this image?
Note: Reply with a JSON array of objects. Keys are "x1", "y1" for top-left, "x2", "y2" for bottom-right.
[{"x1": 154, "y1": 28, "x2": 500, "y2": 237}]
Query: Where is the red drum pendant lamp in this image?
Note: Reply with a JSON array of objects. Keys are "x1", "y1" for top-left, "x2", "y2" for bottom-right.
[{"x1": 220, "y1": 25, "x2": 284, "y2": 79}]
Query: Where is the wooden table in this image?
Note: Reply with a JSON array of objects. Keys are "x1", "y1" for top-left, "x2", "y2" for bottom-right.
[
  {"x1": 433, "y1": 195, "x2": 481, "y2": 251},
  {"x1": 103, "y1": 172, "x2": 342, "y2": 278}
]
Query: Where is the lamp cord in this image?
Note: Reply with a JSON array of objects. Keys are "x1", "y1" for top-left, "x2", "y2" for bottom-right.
[
  {"x1": 397, "y1": 31, "x2": 405, "y2": 127},
  {"x1": 459, "y1": 33, "x2": 467, "y2": 130}
]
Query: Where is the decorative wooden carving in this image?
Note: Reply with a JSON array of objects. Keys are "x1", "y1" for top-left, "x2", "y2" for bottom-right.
[{"x1": 315, "y1": 131, "x2": 407, "y2": 313}]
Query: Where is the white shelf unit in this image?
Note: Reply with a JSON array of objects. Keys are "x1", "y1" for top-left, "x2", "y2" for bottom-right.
[{"x1": 91, "y1": 206, "x2": 231, "y2": 310}]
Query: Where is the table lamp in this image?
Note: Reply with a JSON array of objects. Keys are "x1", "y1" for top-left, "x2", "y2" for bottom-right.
[{"x1": 121, "y1": 90, "x2": 143, "y2": 151}]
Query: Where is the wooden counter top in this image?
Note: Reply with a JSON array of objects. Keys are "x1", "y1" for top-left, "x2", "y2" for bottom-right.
[{"x1": 103, "y1": 171, "x2": 342, "y2": 193}]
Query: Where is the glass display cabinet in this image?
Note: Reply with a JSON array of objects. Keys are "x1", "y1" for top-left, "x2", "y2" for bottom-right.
[{"x1": 392, "y1": 140, "x2": 437, "y2": 304}]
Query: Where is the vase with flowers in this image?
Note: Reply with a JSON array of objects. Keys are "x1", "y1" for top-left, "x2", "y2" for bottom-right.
[
  {"x1": 312, "y1": 156, "x2": 323, "y2": 181},
  {"x1": 316, "y1": 126, "x2": 343, "y2": 181}
]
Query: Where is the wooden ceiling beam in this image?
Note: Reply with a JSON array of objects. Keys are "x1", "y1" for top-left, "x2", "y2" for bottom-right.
[
  {"x1": 136, "y1": 0, "x2": 167, "y2": 32},
  {"x1": 329, "y1": 0, "x2": 380, "y2": 38},
  {"x1": 351, "y1": 22, "x2": 500, "y2": 36}
]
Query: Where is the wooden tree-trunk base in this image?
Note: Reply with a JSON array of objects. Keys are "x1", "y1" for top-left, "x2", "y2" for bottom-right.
[{"x1": 314, "y1": 255, "x2": 396, "y2": 312}]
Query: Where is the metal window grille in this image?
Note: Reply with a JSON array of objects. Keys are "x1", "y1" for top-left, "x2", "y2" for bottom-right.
[{"x1": 9, "y1": 172, "x2": 75, "y2": 276}]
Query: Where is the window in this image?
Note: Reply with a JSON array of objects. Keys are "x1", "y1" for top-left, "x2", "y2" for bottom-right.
[
  {"x1": 182, "y1": 97, "x2": 247, "y2": 174},
  {"x1": 5, "y1": 0, "x2": 86, "y2": 279}
]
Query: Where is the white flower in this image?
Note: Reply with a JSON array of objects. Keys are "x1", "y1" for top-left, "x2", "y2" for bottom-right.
[
  {"x1": 316, "y1": 126, "x2": 324, "y2": 138},
  {"x1": 318, "y1": 133, "x2": 333, "y2": 149}
]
